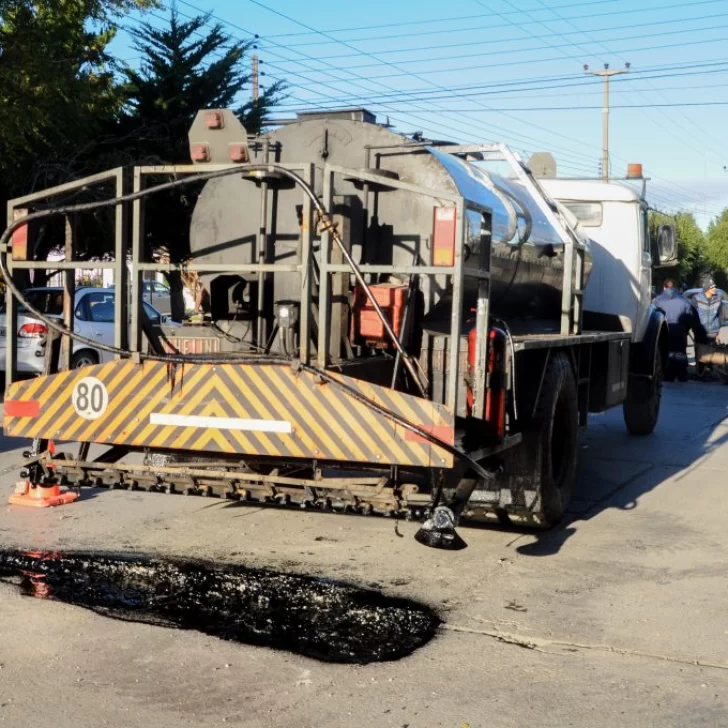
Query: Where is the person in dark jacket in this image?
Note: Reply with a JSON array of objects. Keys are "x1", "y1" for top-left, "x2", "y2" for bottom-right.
[
  {"x1": 654, "y1": 279, "x2": 697, "y2": 381},
  {"x1": 693, "y1": 276, "x2": 728, "y2": 342}
]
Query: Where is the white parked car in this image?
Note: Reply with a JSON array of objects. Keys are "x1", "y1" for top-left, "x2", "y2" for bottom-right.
[
  {"x1": 142, "y1": 280, "x2": 196, "y2": 316},
  {"x1": 0, "y1": 287, "x2": 172, "y2": 373}
]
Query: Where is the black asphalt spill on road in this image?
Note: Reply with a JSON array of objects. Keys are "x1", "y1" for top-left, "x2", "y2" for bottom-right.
[{"x1": 0, "y1": 550, "x2": 440, "y2": 663}]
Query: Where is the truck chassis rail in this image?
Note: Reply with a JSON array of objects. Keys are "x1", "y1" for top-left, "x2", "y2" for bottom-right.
[{"x1": 25, "y1": 438, "x2": 527, "y2": 524}]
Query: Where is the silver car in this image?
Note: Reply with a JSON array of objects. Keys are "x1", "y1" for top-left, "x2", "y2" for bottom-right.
[{"x1": 0, "y1": 287, "x2": 171, "y2": 372}]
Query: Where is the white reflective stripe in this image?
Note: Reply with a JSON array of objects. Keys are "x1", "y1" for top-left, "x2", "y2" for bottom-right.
[{"x1": 149, "y1": 413, "x2": 292, "y2": 434}]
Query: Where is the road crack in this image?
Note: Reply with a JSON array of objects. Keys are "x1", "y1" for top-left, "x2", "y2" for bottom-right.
[{"x1": 442, "y1": 624, "x2": 728, "y2": 671}]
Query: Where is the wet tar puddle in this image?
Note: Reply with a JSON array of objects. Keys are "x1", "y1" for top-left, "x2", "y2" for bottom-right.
[{"x1": 0, "y1": 550, "x2": 440, "y2": 663}]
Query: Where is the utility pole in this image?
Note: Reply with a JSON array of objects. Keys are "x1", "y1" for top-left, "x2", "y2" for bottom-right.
[
  {"x1": 252, "y1": 53, "x2": 259, "y2": 103},
  {"x1": 584, "y1": 63, "x2": 630, "y2": 181}
]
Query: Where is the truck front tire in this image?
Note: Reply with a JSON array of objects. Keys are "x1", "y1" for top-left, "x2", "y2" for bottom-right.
[
  {"x1": 623, "y1": 350, "x2": 662, "y2": 435},
  {"x1": 515, "y1": 352, "x2": 579, "y2": 527}
]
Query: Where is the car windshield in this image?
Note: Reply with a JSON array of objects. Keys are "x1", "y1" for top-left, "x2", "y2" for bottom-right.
[
  {"x1": 143, "y1": 301, "x2": 161, "y2": 323},
  {"x1": 0, "y1": 289, "x2": 64, "y2": 315},
  {"x1": 0, "y1": 288, "x2": 165, "y2": 325},
  {"x1": 77, "y1": 290, "x2": 162, "y2": 324}
]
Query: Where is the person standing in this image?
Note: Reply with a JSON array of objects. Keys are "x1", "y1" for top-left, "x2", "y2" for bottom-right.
[
  {"x1": 693, "y1": 277, "x2": 728, "y2": 343},
  {"x1": 654, "y1": 278, "x2": 697, "y2": 381}
]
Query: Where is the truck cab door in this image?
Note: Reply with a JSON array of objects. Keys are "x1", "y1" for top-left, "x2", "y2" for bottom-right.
[{"x1": 636, "y1": 204, "x2": 653, "y2": 341}]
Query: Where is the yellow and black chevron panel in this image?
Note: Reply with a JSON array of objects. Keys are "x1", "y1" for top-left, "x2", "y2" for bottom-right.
[{"x1": 3, "y1": 361, "x2": 454, "y2": 468}]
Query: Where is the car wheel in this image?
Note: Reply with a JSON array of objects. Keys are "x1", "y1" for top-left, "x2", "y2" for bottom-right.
[{"x1": 71, "y1": 350, "x2": 99, "y2": 369}]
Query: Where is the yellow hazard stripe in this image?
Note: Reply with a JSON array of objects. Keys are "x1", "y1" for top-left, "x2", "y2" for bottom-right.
[
  {"x1": 242, "y1": 366, "x2": 321, "y2": 456},
  {"x1": 224, "y1": 365, "x2": 306, "y2": 459},
  {"x1": 98, "y1": 363, "x2": 169, "y2": 442},
  {"x1": 269, "y1": 368, "x2": 347, "y2": 461},
  {"x1": 135, "y1": 364, "x2": 211, "y2": 447},
  {"x1": 61, "y1": 363, "x2": 140, "y2": 443}
]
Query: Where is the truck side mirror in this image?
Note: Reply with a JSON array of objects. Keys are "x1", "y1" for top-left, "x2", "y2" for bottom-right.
[{"x1": 654, "y1": 224, "x2": 677, "y2": 267}]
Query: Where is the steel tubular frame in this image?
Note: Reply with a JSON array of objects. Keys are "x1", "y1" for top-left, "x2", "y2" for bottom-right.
[
  {"x1": 5, "y1": 168, "x2": 127, "y2": 384},
  {"x1": 5, "y1": 158, "x2": 493, "y2": 419}
]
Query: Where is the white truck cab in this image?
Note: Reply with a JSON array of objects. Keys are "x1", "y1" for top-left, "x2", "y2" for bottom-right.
[{"x1": 541, "y1": 179, "x2": 653, "y2": 343}]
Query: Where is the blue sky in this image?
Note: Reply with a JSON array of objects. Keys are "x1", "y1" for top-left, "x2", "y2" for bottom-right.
[{"x1": 110, "y1": 0, "x2": 728, "y2": 227}]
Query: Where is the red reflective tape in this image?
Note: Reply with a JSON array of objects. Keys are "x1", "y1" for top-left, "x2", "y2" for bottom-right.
[
  {"x1": 4, "y1": 400, "x2": 40, "y2": 418},
  {"x1": 404, "y1": 424, "x2": 454, "y2": 446},
  {"x1": 12, "y1": 209, "x2": 28, "y2": 261}
]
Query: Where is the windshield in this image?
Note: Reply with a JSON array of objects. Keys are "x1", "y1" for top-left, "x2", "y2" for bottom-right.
[
  {"x1": 559, "y1": 201, "x2": 603, "y2": 227},
  {"x1": 2, "y1": 288, "x2": 167, "y2": 323},
  {"x1": 143, "y1": 301, "x2": 161, "y2": 323},
  {"x1": 0, "y1": 289, "x2": 64, "y2": 315}
]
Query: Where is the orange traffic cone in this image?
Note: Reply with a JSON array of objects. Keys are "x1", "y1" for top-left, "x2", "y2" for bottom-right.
[{"x1": 9, "y1": 481, "x2": 79, "y2": 508}]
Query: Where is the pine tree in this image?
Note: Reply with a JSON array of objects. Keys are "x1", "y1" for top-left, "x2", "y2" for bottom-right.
[
  {"x1": 119, "y1": 6, "x2": 284, "y2": 163},
  {"x1": 114, "y1": 6, "x2": 285, "y2": 320}
]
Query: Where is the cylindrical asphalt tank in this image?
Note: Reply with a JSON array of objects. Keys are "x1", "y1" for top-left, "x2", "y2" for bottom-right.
[{"x1": 188, "y1": 112, "x2": 590, "y2": 323}]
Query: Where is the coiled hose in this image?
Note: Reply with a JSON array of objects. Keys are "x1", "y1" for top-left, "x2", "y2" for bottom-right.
[{"x1": 0, "y1": 163, "x2": 493, "y2": 481}]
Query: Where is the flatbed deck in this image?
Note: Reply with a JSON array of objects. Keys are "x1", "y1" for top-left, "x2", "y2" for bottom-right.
[{"x1": 512, "y1": 330, "x2": 630, "y2": 351}]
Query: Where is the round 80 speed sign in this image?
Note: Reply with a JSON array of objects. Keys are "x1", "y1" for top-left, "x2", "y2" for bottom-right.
[{"x1": 72, "y1": 376, "x2": 109, "y2": 420}]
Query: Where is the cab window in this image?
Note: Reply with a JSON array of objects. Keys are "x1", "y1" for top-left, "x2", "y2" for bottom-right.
[{"x1": 560, "y1": 201, "x2": 603, "y2": 227}]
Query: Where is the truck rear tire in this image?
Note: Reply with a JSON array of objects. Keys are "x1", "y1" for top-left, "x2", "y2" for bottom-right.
[
  {"x1": 623, "y1": 351, "x2": 662, "y2": 435},
  {"x1": 512, "y1": 352, "x2": 579, "y2": 527}
]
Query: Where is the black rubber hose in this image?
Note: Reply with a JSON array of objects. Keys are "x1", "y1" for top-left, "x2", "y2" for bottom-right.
[
  {"x1": 0, "y1": 163, "x2": 492, "y2": 479},
  {"x1": 0, "y1": 165, "x2": 301, "y2": 364},
  {"x1": 295, "y1": 363, "x2": 494, "y2": 482}
]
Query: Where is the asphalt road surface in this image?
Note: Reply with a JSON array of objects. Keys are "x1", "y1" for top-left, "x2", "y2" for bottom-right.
[{"x1": 0, "y1": 380, "x2": 727, "y2": 728}]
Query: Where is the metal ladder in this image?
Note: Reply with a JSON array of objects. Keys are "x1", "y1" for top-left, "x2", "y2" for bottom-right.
[
  {"x1": 501, "y1": 146, "x2": 586, "y2": 336},
  {"x1": 562, "y1": 232, "x2": 587, "y2": 336}
]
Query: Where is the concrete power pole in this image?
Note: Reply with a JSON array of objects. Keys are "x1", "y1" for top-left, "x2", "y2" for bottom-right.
[
  {"x1": 584, "y1": 63, "x2": 630, "y2": 181},
  {"x1": 252, "y1": 54, "x2": 259, "y2": 103}
]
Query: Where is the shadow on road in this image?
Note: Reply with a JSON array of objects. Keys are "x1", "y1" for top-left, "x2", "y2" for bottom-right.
[
  {"x1": 516, "y1": 379, "x2": 728, "y2": 557},
  {"x1": 2, "y1": 376, "x2": 726, "y2": 557},
  {"x1": 0, "y1": 434, "x2": 25, "y2": 455}
]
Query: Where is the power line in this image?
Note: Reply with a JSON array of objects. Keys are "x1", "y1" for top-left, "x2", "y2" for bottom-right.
[
  {"x1": 270, "y1": 66, "x2": 728, "y2": 108},
  {"x1": 278, "y1": 100, "x2": 728, "y2": 112},
  {"x1": 276, "y1": 57, "x2": 728, "y2": 92},
  {"x1": 251, "y1": 0, "x2": 712, "y2": 210},
  {"x1": 144, "y1": 1, "x2": 721, "y2": 212},
  {"x1": 173, "y1": 0, "x2": 610, "y2": 171},
  {"x1": 285, "y1": 35, "x2": 728, "y2": 79},
  {"x1": 509, "y1": 0, "x2": 726, "y2": 165},
  {"x1": 282, "y1": 11, "x2": 728, "y2": 61},
  {"x1": 524, "y1": 0, "x2": 728, "y2": 196},
  {"x1": 267, "y1": 0, "x2": 726, "y2": 43},
  {"x1": 286, "y1": 26, "x2": 728, "y2": 71},
  {"x1": 239, "y1": 1, "x2": 728, "y2": 208}
]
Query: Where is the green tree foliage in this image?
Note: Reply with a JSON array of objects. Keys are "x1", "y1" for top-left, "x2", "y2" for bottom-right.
[
  {"x1": 118, "y1": 7, "x2": 284, "y2": 163},
  {"x1": 0, "y1": 0, "x2": 154, "y2": 197},
  {"x1": 705, "y1": 209, "x2": 728, "y2": 290},
  {"x1": 0, "y1": 0, "x2": 155, "y2": 285}
]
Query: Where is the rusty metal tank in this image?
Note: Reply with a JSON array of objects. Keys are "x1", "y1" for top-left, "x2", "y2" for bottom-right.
[{"x1": 188, "y1": 109, "x2": 590, "y2": 322}]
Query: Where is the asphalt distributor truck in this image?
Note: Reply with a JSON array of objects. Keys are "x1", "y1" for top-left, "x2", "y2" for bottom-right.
[{"x1": 2, "y1": 109, "x2": 676, "y2": 549}]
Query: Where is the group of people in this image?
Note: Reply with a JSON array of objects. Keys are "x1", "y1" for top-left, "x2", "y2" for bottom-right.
[{"x1": 653, "y1": 276, "x2": 728, "y2": 381}]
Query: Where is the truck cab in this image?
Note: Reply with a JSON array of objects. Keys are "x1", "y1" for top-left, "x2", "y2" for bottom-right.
[{"x1": 541, "y1": 179, "x2": 653, "y2": 343}]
